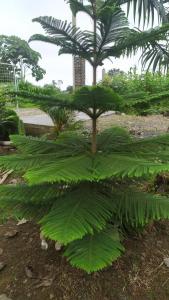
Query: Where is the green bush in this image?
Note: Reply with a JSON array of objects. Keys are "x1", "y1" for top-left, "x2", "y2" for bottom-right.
[{"x1": 1, "y1": 87, "x2": 169, "y2": 273}]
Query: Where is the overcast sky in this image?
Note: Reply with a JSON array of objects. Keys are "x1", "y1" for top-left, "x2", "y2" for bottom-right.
[{"x1": 0, "y1": 0, "x2": 158, "y2": 89}]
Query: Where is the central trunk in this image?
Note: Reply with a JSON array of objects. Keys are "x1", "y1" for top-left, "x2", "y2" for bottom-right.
[{"x1": 92, "y1": 117, "x2": 97, "y2": 154}]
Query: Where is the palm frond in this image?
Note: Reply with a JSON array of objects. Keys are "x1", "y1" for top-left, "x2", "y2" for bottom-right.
[
  {"x1": 65, "y1": 0, "x2": 93, "y2": 17},
  {"x1": 118, "y1": 0, "x2": 166, "y2": 26},
  {"x1": 30, "y1": 17, "x2": 93, "y2": 64},
  {"x1": 108, "y1": 24, "x2": 169, "y2": 58},
  {"x1": 141, "y1": 42, "x2": 169, "y2": 73}
]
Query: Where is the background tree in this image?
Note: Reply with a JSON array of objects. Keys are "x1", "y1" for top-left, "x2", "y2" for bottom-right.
[
  {"x1": 30, "y1": 0, "x2": 169, "y2": 85},
  {"x1": 0, "y1": 35, "x2": 46, "y2": 81}
]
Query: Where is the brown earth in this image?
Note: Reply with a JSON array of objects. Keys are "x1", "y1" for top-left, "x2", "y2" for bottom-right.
[
  {"x1": 1, "y1": 221, "x2": 169, "y2": 300},
  {"x1": 85, "y1": 114, "x2": 169, "y2": 137}
]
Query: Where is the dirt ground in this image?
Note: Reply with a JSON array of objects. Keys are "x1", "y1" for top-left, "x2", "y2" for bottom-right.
[
  {"x1": 1, "y1": 221, "x2": 169, "y2": 300},
  {"x1": 96, "y1": 114, "x2": 169, "y2": 137}
]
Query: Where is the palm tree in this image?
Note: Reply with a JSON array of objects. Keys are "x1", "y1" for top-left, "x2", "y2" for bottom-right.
[
  {"x1": 30, "y1": 0, "x2": 169, "y2": 83},
  {"x1": 29, "y1": 0, "x2": 169, "y2": 152}
]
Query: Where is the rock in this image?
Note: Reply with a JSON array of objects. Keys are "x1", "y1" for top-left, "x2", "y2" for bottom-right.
[
  {"x1": 41, "y1": 239, "x2": 48, "y2": 251},
  {"x1": 4, "y1": 230, "x2": 18, "y2": 239},
  {"x1": 50, "y1": 294, "x2": 55, "y2": 299},
  {"x1": 0, "y1": 249, "x2": 3, "y2": 255},
  {"x1": 164, "y1": 258, "x2": 169, "y2": 267},
  {"x1": 55, "y1": 241, "x2": 62, "y2": 251},
  {"x1": 0, "y1": 262, "x2": 6, "y2": 271},
  {"x1": 36, "y1": 278, "x2": 53, "y2": 288},
  {"x1": 25, "y1": 265, "x2": 35, "y2": 279},
  {"x1": 0, "y1": 295, "x2": 12, "y2": 300}
]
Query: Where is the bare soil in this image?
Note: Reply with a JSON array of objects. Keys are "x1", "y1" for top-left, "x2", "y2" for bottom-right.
[{"x1": 1, "y1": 221, "x2": 169, "y2": 300}]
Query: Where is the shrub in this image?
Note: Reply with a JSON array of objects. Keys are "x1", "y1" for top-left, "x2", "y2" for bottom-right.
[{"x1": 1, "y1": 87, "x2": 169, "y2": 273}]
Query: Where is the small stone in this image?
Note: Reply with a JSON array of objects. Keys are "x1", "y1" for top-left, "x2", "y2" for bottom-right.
[
  {"x1": 25, "y1": 265, "x2": 35, "y2": 279},
  {"x1": 50, "y1": 294, "x2": 54, "y2": 299},
  {"x1": 27, "y1": 293, "x2": 31, "y2": 298},
  {"x1": 4, "y1": 230, "x2": 18, "y2": 239},
  {"x1": 0, "y1": 295, "x2": 12, "y2": 300},
  {"x1": 0, "y1": 262, "x2": 6, "y2": 271},
  {"x1": 55, "y1": 241, "x2": 62, "y2": 251},
  {"x1": 0, "y1": 249, "x2": 3, "y2": 255},
  {"x1": 164, "y1": 257, "x2": 169, "y2": 267},
  {"x1": 41, "y1": 239, "x2": 48, "y2": 251}
]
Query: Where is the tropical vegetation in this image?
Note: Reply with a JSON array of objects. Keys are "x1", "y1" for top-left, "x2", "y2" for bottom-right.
[
  {"x1": 1, "y1": 0, "x2": 169, "y2": 273},
  {"x1": 0, "y1": 35, "x2": 46, "y2": 81}
]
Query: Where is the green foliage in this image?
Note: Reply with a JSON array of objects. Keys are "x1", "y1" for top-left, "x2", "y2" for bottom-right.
[
  {"x1": 1, "y1": 124, "x2": 169, "y2": 272},
  {"x1": 29, "y1": 1, "x2": 169, "y2": 72},
  {"x1": 0, "y1": 35, "x2": 46, "y2": 81},
  {"x1": 2, "y1": 87, "x2": 169, "y2": 273},
  {"x1": 73, "y1": 86, "x2": 123, "y2": 117},
  {"x1": 101, "y1": 71, "x2": 169, "y2": 115},
  {"x1": 0, "y1": 85, "x2": 22, "y2": 140},
  {"x1": 0, "y1": 109, "x2": 21, "y2": 141},
  {"x1": 64, "y1": 227, "x2": 124, "y2": 273}
]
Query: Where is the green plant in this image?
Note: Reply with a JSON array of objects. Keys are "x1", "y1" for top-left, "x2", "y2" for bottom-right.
[
  {"x1": 2, "y1": 0, "x2": 169, "y2": 274},
  {"x1": 0, "y1": 35, "x2": 46, "y2": 81},
  {"x1": 0, "y1": 85, "x2": 22, "y2": 140},
  {"x1": 2, "y1": 86, "x2": 169, "y2": 273},
  {"x1": 29, "y1": 1, "x2": 169, "y2": 85},
  {"x1": 0, "y1": 109, "x2": 21, "y2": 141}
]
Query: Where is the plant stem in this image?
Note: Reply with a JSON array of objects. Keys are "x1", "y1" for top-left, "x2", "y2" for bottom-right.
[{"x1": 92, "y1": 117, "x2": 97, "y2": 154}]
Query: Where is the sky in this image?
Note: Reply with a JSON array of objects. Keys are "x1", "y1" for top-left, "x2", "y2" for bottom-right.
[{"x1": 0, "y1": 0, "x2": 158, "y2": 89}]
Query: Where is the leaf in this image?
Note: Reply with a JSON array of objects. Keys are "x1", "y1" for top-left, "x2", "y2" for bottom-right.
[
  {"x1": 113, "y1": 188, "x2": 169, "y2": 226},
  {"x1": 0, "y1": 183, "x2": 62, "y2": 205},
  {"x1": 64, "y1": 227, "x2": 124, "y2": 273},
  {"x1": 40, "y1": 184, "x2": 114, "y2": 244}
]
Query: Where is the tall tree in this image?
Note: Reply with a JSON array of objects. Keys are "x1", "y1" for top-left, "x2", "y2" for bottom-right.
[
  {"x1": 29, "y1": 0, "x2": 169, "y2": 152},
  {"x1": 0, "y1": 35, "x2": 46, "y2": 81}
]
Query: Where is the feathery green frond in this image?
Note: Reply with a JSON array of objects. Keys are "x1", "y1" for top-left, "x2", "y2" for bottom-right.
[
  {"x1": 64, "y1": 227, "x2": 124, "y2": 273},
  {"x1": 97, "y1": 127, "x2": 132, "y2": 152},
  {"x1": 0, "y1": 183, "x2": 62, "y2": 205},
  {"x1": 113, "y1": 188, "x2": 169, "y2": 226},
  {"x1": 40, "y1": 184, "x2": 114, "y2": 244},
  {"x1": 73, "y1": 86, "x2": 123, "y2": 117},
  {"x1": 10, "y1": 133, "x2": 88, "y2": 156}
]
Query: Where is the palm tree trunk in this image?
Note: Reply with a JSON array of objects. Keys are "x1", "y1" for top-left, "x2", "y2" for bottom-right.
[
  {"x1": 93, "y1": 65, "x2": 97, "y2": 85},
  {"x1": 91, "y1": 0, "x2": 97, "y2": 154}
]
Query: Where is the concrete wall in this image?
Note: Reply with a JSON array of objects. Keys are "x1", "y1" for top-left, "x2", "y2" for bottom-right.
[{"x1": 24, "y1": 123, "x2": 54, "y2": 137}]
